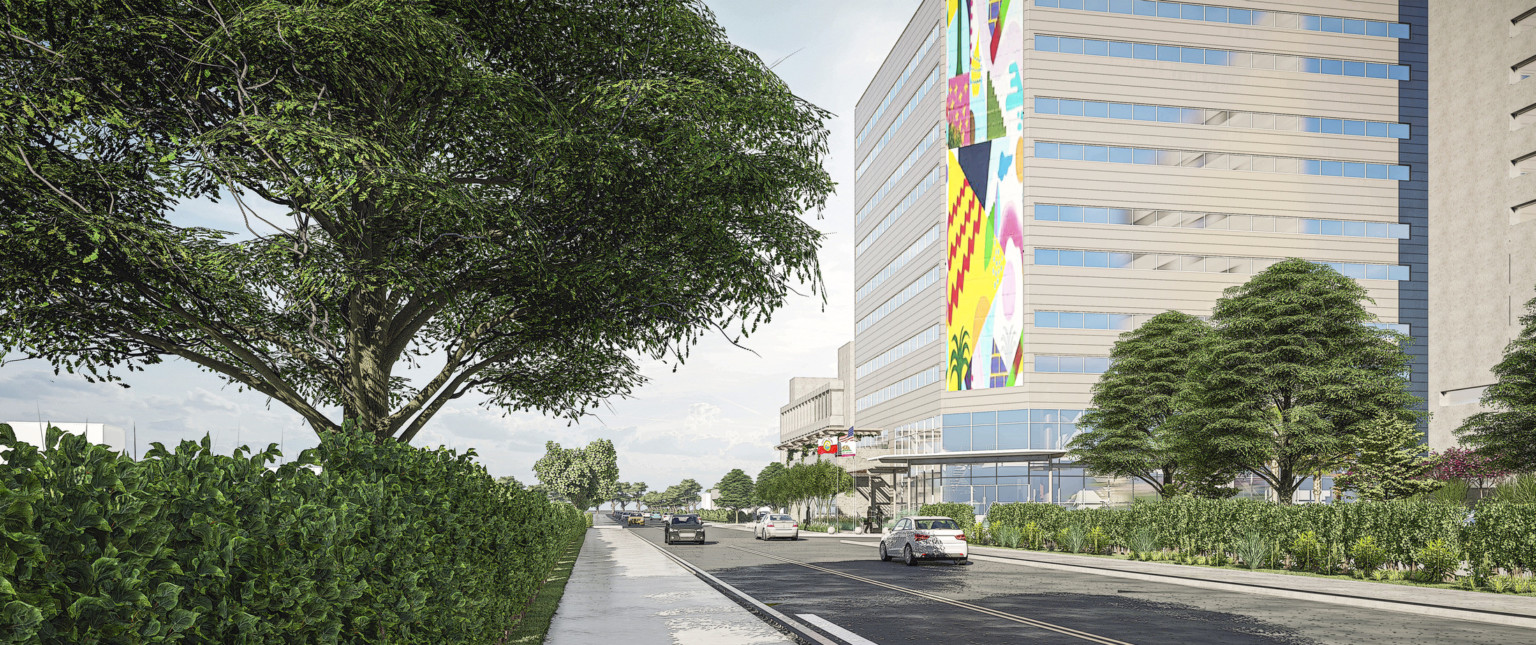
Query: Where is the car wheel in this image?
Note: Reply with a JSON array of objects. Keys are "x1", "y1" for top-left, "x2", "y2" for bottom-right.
[
  {"x1": 879, "y1": 542, "x2": 891, "y2": 562},
  {"x1": 955, "y1": 557, "x2": 969, "y2": 565},
  {"x1": 903, "y1": 545, "x2": 916, "y2": 566},
  {"x1": 793, "y1": 532, "x2": 799, "y2": 541}
]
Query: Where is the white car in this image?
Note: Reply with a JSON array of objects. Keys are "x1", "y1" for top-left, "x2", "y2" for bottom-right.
[
  {"x1": 879, "y1": 516, "x2": 968, "y2": 565},
  {"x1": 662, "y1": 514, "x2": 673, "y2": 523},
  {"x1": 754, "y1": 514, "x2": 800, "y2": 541}
]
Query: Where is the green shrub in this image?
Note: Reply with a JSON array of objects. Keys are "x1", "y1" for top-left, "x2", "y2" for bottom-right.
[
  {"x1": 1491, "y1": 474, "x2": 1536, "y2": 504},
  {"x1": 1288, "y1": 530, "x2": 1324, "y2": 572},
  {"x1": 0, "y1": 424, "x2": 586, "y2": 644},
  {"x1": 1086, "y1": 526, "x2": 1110, "y2": 555},
  {"x1": 1129, "y1": 526, "x2": 1159, "y2": 556},
  {"x1": 992, "y1": 524, "x2": 1023, "y2": 548},
  {"x1": 1063, "y1": 525, "x2": 1088, "y2": 554},
  {"x1": 1350, "y1": 536, "x2": 1387, "y2": 577},
  {"x1": 1236, "y1": 530, "x2": 1274, "y2": 570},
  {"x1": 1023, "y1": 522, "x2": 1044, "y2": 550},
  {"x1": 1413, "y1": 539, "x2": 1461, "y2": 583},
  {"x1": 917, "y1": 503, "x2": 977, "y2": 533}
]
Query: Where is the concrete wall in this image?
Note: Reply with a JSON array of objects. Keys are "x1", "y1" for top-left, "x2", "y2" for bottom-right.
[{"x1": 1426, "y1": 0, "x2": 1536, "y2": 450}]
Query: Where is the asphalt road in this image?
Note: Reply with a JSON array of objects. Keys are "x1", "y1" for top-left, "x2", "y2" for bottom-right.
[{"x1": 625, "y1": 521, "x2": 1535, "y2": 645}]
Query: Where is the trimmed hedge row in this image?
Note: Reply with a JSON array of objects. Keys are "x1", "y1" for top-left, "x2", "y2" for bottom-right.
[
  {"x1": 697, "y1": 509, "x2": 749, "y2": 523},
  {"x1": 986, "y1": 498, "x2": 1536, "y2": 571},
  {"x1": 0, "y1": 424, "x2": 586, "y2": 644}
]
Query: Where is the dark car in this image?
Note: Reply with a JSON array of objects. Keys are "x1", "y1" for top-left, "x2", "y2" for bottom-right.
[{"x1": 663, "y1": 514, "x2": 705, "y2": 544}]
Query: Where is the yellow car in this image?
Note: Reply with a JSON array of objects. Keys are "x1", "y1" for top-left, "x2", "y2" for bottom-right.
[{"x1": 627, "y1": 515, "x2": 647, "y2": 526}]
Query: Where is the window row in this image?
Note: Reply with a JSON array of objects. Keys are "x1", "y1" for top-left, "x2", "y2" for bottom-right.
[
  {"x1": 856, "y1": 323, "x2": 944, "y2": 379},
  {"x1": 1035, "y1": 97, "x2": 1408, "y2": 139},
  {"x1": 857, "y1": 223, "x2": 943, "y2": 302},
  {"x1": 1035, "y1": 311, "x2": 1144, "y2": 331},
  {"x1": 1036, "y1": 355, "x2": 1112, "y2": 374},
  {"x1": 1034, "y1": 248, "x2": 1412, "y2": 281},
  {"x1": 858, "y1": 124, "x2": 944, "y2": 224},
  {"x1": 1034, "y1": 35, "x2": 1410, "y2": 80},
  {"x1": 1034, "y1": 204, "x2": 1411, "y2": 239},
  {"x1": 856, "y1": 366, "x2": 944, "y2": 412},
  {"x1": 856, "y1": 265, "x2": 944, "y2": 334},
  {"x1": 857, "y1": 24, "x2": 942, "y2": 147},
  {"x1": 1034, "y1": 141, "x2": 1411, "y2": 181},
  {"x1": 1035, "y1": 0, "x2": 1409, "y2": 39},
  {"x1": 942, "y1": 409, "x2": 1086, "y2": 453},
  {"x1": 857, "y1": 166, "x2": 943, "y2": 255},
  {"x1": 858, "y1": 66, "x2": 943, "y2": 180}
]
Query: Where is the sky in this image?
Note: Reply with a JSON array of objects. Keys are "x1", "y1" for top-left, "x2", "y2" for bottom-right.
[{"x1": 0, "y1": 1, "x2": 924, "y2": 495}]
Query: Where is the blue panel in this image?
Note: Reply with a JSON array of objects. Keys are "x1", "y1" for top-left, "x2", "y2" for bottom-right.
[
  {"x1": 1157, "y1": 45, "x2": 1180, "y2": 62},
  {"x1": 1085, "y1": 0, "x2": 1109, "y2": 10},
  {"x1": 1366, "y1": 122, "x2": 1389, "y2": 137},
  {"x1": 1059, "y1": 205, "x2": 1083, "y2": 222},
  {"x1": 1321, "y1": 119, "x2": 1342, "y2": 134},
  {"x1": 972, "y1": 411, "x2": 996, "y2": 425},
  {"x1": 1084, "y1": 101, "x2": 1110, "y2": 118},
  {"x1": 1204, "y1": 50, "x2": 1228, "y2": 66},
  {"x1": 1036, "y1": 311, "x2": 1059, "y2": 327},
  {"x1": 1134, "y1": 148, "x2": 1157, "y2": 164},
  {"x1": 1109, "y1": 0, "x2": 1133, "y2": 13},
  {"x1": 1388, "y1": 265, "x2": 1410, "y2": 281},
  {"x1": 1059, "y1": 38, "x2": 1084, "y2": 55},
  {"x1": 1030, "y1": 409, "x2": 1058, "y2": 422},
  {"x1": 1036, "y1": 204, "x2": 1059, "y2": 221},
  {"x1": 1205, "y1": 7, "x2": 1226, "y2": 22},
  {"x1": 1366, "y1": 264, "x2": 1389, "y2": 280},
  {"x1": 1389, "y1": 165, "x2": 1410, "y2": 181},
  {"x1": 1181, "y1": 4, "x2": 1202, "y2": 20},
  {"x1": 1366, "y1": 164, "x2": 1389, "y2": 180},
  {"x1": 1059, "y1": 144, "x2": 1084, "y2": 160},
  {"x1": 1108, "y1": 147, "x2": 1134, "y2": 163},
  {"x1": 1084, "y1": 145, "x2": 1109, "y2": 162},
  {"x1": 1133, "y1": 0, "x2": 1156, "y2": 16},
  {"x1": 1229, "y1": 9, "x2": 1251, "y2": 25},
  {"x1": 1343, "y1": 221, "x2": 1367, "y2": 237},
  {"x1": 1343, "y1": 162, "x2": 1366, "y2": 178},
  {"x1": 1036, "y1": 141, "x2": 1059, "y2": 158},
  {"x1": 1301, "y1": 219, "x2": 1321, "y2": 234},
  {"x1": 1133, "y1": 104, "x2": 1157, "y2": 121},
  {"x1": 1108, "y1": 102, "x2": 1134, "y2": 119},
  {"x1": 1035, "y1": 97, "x2": 1059, "y2": 114},
  {"x1": 1181, "y1": 48, "x2": 1203, "y2": 64},
  {"x1": 1388, "y1": 123, "x2": 1409, "y2": 139},
  {"x1": 943, "y1": 413, "x2": 971, "y2": 426},
  {"x1": 1085, "y1": 39, "x2": 1110, "y2": 56},
  {"x1": 1060, "y1": 312, "x2": 1084, "y2": 328},
  {"x1": 1084, "y1": 207, "x2": 1109, "y2": 223},
  {"x1": 1084, "y1": 313, "x2": 1109, "y2": 329},
  {"x1": 1343, "y1": 120, "x2": 1366, "y2": 136},
  {"x1": 1388, "y1": 23, "x2": 1410, "y2": 39},
  {"x1": 1367, "y1": 63, "x2": 1389, "y2": 79},
  {"x1": 942, "y1": 428, "x2": 970, "y2": 452},
  {"x1": 1036, "y1": 249, "x2": 1059, "y2": 265},
  {"x1": 1343, "y1": 19, "x2": 1366, "y2": 35},
  {"x1": 1366, "y1": 222, "x2": 1388, "y2": 238},
  {"x1": 1156, "y1": 2, "x2": 1179, "y2": 18},
  {"x1": 1388, "y1": 65, "x2": 1410, "y2": 81},
  {"x1": 1321, "y1": 160, "x2": 1343, "y2": 176},
  {"x1": 1302, "y1": 159, "x2": 1321, "y2": 175},
  {"x1": 1389, "y1": 224, "x2": 1410, "y2": 239},
  {"x1": 1301, "y1": 15, "x2": 1321, "y2": 31},
  {"x1": 998, "y1": 409, "x2": 1030, "y2": 423},
  {"x1": 1059, "y1": 250, "x2": 1084, "y2": 266},
  {"x1": 1157, "y1": 106, "x2": 1179, "y2": 122},
  {"x1": 1303, "y1": 58, "x2": 1322, "y2": 73},
  {"x1": 1367, "y1": 21, "x2": 1388, "y2": 38},
  {"x1": 1321, "y1": 220, "x2": 1343, "y2": 235},
  {"x1": 1037, "y1": 0, "x2": 1060, "y2": 5},
  {"x1": 1134, "y1": 43, "x2": 1157, "y2": 60},
  {"x1": 1302, "y1": 117, "x2": 1321, "y2": 133},
  {"x1": 1036, "y1": 356, "x2": 1058, "y2": 372},
  {"x1": 1321, "y1": 16, "x2": 1343, "y2": 32},
  {"x1": 1036, "y1": 36, "x2": 1059, "y2": 52},
  {"x1": 1109, "y1": 41, "x2": 1133, "y2": 58},
  {"x1": 1059, "y1": 0, "x2": 1083, "y2": 8},
  {"x1": 1084, "y1": 252, "x2": 1109, "y2": 268},
  {"x1": 1059, "y1": 99, "x2": 1084, "y2": 116},
  {"x1": 1344, "y1": 61, "x2": 1366, "y2": 77},
  {"x1": 1321, "y1": 59, "x2": 1343, "y2": 75}
]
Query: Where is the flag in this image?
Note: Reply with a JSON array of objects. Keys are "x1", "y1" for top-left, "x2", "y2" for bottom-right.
[
  {"x1": 844, "y1": 426, "x2": 855, "y2": 441},
  {"x1": 838, "y1": 438, "x2": 857, "y2": 458},
  {"x1": 817, "y1": 437, "x2": 837, "y2": 454}
]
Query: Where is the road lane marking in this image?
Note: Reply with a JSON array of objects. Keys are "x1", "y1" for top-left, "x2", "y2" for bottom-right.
[
  {"x1": 797, "y1": 614, "x2": 881, "y2": 645},
  {"x1": 729, "y1": 545, "x2": 1134, "y2": 645}
]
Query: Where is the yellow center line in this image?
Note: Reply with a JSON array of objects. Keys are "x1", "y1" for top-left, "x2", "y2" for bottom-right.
[{"x1": 728, "y1": 545, "x2": 1135, "y2": 645}]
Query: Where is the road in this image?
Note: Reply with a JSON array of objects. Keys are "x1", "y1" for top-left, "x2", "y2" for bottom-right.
[{"x1": 625, "y1": 521, "x2": 1534, "y2": 645}]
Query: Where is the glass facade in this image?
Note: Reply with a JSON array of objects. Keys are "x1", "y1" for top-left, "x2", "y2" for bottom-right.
[{"x1": 1034, "y1": 35, "x2": 1411, "y2": 80}]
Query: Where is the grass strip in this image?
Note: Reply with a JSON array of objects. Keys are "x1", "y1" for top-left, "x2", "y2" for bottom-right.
[{"x1": 501, "y1": 528, "x2": 589, "y2": 644}]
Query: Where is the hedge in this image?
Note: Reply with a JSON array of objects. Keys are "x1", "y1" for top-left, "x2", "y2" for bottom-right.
[
  {"x1": 917, "y1": 503, "x2": 978, "y2": 533},
  {"x1": 986, "y1": 497, "x2": 1536, "y2": 570},
  {"x1": 0, "y1": 424, "x2": 586, "y2": 644},
  {"x1": 698, "y1": 509, "x2": 750, "y2": 523}
]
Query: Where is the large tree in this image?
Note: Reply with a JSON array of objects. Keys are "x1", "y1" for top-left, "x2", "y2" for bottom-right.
[
  {"x1": 754, "y1": 462, "x2": 788, "y2": 509},
  {"x1": 532, "y1": 439, "x2": 618, "y2": 511},
  {"x1": 714, "y1": 468, "x2": 754, "y2": 516},
  {"x1": 0, "y1": 0, "x2": 832, "y2": 442},
  {"x1": 1183, "y1": 259, "x2": 1419, "y2": 504},
  {"x1": 1456, "y1": 297, "x2": 1536, "y2": 471},
  {"x1": 1071, "y1": 311, "x2": 1211, "y2": 498}
]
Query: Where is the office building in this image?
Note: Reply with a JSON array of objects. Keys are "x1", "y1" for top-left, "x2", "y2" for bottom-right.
[{"x1": 852, "y1": 0, "x2": 1425, "y2": 513}]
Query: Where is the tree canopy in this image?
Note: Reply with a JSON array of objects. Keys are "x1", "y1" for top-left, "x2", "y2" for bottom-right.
[
  {"x1": 1456, "y1": 297, "x2": 1536, "y2": 471},
  {"x1": 0, "y1": 0, "x2": 833, "y2": 442},
  {"x1": 713, "y1": 468, "x2": 754, "y2": 512},
  {"x1": 1182, "y1": 259, "x2": 1419, "y2": 504},
  {"x1": 1071, "y1": 311, "x2": 1210, "y2": 498},
  {"x1": 532, "y1": 439, "x2": 618, "y2": 511},
  {"x1": 754, "y1": 461, "x2": 788, "y2": 508},
  {"x1": 1335, "y1": 412, "x2": 1439, "y2": 501}
]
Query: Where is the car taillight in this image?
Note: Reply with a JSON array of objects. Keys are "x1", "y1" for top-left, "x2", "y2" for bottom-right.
[
  {"x1": 914, "y1": 533, "x2": 930, "y2": 541},
  {"x1": 767, "y1": 524, "x2": 775, "y2": 528},
  {"x1": 956, "y1": 533, "x2": 967, "y2": 541},
  {"x1": 792, "y1": 524, "x2": 798, "y2": 528}
]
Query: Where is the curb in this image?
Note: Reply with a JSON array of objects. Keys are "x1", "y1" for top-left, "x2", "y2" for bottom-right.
[
  {"x1": 837, "y1": 540, "x2": 1536, "y2": 630},
  {"x1": 630, "y1": 528, "x2": 839, "y2": 645}
]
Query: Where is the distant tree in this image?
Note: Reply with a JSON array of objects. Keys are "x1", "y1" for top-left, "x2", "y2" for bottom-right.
[
  {"x1": 496, "y1": 475, "x2": 525, "y2": 489},
  {"x1": 1456, "y1": 298, "x2": 1536, "y2": 471},
  {"x1": 1072, "y1": 311, "x2": 1211, "y2": 498},
  {"x1": 1335, "y1": 412, "x2": 1441, "y2": 501},
  {"x1": 714, "y1": 469, "x2": 755, "y2": 518},
  {"x1": 755, "y1": 462, "x2": 789, "y2": 510},
  {"x1": 674, "y1": 479, "x2": 703, "y2": 511},
  {"x1": 1182, "y1": 259, "x2": 1420, "y2": 504},
  {"x1": 533, "y1": 439, "x2": 619, "y2": 511},
  {"x1": 0, "y1": 0, "x2": 833, "y2": 443}
]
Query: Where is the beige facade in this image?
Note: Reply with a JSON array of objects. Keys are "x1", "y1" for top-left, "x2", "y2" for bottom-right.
[
  {"x1": 1426, "y1": 2, "x2": 1536, "y2": 450},
  {"x1": 852, "y1": 0, "x2": 1425, "y2": 512}
]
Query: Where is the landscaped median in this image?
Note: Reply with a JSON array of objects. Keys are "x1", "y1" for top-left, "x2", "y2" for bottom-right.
[
  {"x1": 0, "y1": 424, "x2": 587, "y2": 643},
  {"x1": 975, "y1": 498, "x2": 1536, "y2": 595}
]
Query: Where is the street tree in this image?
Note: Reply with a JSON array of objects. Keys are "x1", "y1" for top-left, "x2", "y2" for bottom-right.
[
  {"x1": 754, "y1": 462, "x2": 789, "y2": 510},
  {"x1": 532, "y1": 439, "x2": 619, "y2": 511},
  {"x1": 1456, "y1": 298, "x2": 1536, "y2": 471},
  {"x1": 714, "y1": 468, "x2": 754, "y2": 519},
  {"x1": 1335, "y1": 412, "x2": 1440, "y2": 502},
  {"x1": 1183, "y1": 259, "x2": 1419, "y2": 504},
  {"x1": 674, "y1": 478, "x2": 703, "y2": 511},
  {"x1": 0, "y1": 0, "x2": 833, "y2": 443},
  {"x1": 1071, "y1": 311, "x2": 1211, "y2": 498}
]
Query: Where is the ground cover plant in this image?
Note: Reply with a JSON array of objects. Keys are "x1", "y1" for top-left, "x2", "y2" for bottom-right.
[{"x1": 0, "y1": 424, "x2": 586, "y2": 643}]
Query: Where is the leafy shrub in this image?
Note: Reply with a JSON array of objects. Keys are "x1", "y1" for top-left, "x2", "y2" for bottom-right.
[
  {"x1": 1422, "y1": 479, "x2": 1471, "y2": 506},
  {"x1": 0, "y1": 424, "x2": 586, "y2": 644},
  {"x1": 1063, "y1": 525, "x2": 1088, "y2": 554},
  {"x1": 1288, "y1": 530, "x2": 1324, "y2": 572},
  {"x1": 991, "y1": 524, "x2": 1023, "y2": 549},
  {"x1": 1086, "y1": 526, "x2": 1110, "y2": 555},
  {"x1": 1413, "y1": 539, "x2": 1461, "y2": 583},
  {"x1": 1350, "y1": 536, "x2": 1387, "y2": 577},
  {"x1": 1129, "y1": 526, "x2": 1159, "y2": 556},
  {"x1": 918, "y1": 503, "x2": 977, "y2": 533},
  {"x1": 1023, "y1": 522, "x2": 1044, "y2": 550},
  {"x1": 1492, "y1": 474, "x2": 1536, "y2": 504}
]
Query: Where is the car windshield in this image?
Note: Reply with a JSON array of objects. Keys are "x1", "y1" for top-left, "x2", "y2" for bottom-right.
[
  {"x1": 671, "y1": 516, "x2": 698, "y2": 525},
  {"x1": 770, "y1": 515, "x2": 792, "y2": 521},
  {"x1": 915, "y1": 519, "x2": 960, "y2": 530}
]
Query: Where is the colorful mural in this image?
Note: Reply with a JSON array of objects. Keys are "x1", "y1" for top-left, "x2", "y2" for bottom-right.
[{"x1": 946, "y1": 0, "x2": 1026, "y2": 391}]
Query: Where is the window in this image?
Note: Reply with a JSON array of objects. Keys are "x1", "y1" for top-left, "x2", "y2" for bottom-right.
[
  {"x1": 857, "y1": 125, "x2": 944, "y2": 224},
  {"x1": 857, "y1": 166, "x2": 942, "y2": 256},
  {"x1": 856, "y1": 265, "x2": 944, "y2": 333},
  {"x1": 1035, "y1": 311, "x2": 1140, "y2": 330},
  {"x1": 856, "y1": 25, "x2": 941, "y2": 147},
  {"x1": 1513, "y1": 152, "x2": 1536, "y2": 178},
  {"x1": 1035, "y1": 355, "x2": 1111, "y2": 374},
  {"x1": 1034, "y1": 248, "x2": 1411, "y2": 281},
  {"x1": 857, "y1": 66, "x2": 944, "y2": 180},
  {"x1": 1036, "y1": 0, "x2": 1409, "y2": 39},
  {"x1": 1036, "y1": 140, "x2": 1410, "y2": 181},
  {"x1": 856, "y1": 223, "x2": 943, "y2": 302},
  {"x1": 1512, "y1": 55, "x2": 1536, "y2": 84},
  {"x1": 1035, "y1": 34, "x2": 1409, "y2": 79},
  {"x1": 1035, "y1": 96, "x2": 1408, "y2": 139}
]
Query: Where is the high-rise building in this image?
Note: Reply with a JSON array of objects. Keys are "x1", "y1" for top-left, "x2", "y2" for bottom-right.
[
  {"x1": 1426, "y1": 2, "x2": 1536, "y2": 450},
  {"x1": 852, "y1": 0, "x2": 1426, "y2": 514}
]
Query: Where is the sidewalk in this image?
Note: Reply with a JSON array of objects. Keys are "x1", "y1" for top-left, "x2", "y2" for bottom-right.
[
  {"x1": 838, "y1": 538, "x2": 1536, "y2": 629},
  {"x1": 546, "y1": 515, "x2": 794, "y2": 645}
]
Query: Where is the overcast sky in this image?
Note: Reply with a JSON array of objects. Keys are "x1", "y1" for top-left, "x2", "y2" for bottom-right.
[{"x1": 0, "y1": 1, "x2": 923, "y2": 494}]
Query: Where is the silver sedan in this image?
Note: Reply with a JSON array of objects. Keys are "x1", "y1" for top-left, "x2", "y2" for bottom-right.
[
  {"x1": 754, "y1": 514, "x2": 800, "y2": 541},
  {"x1": 879, "y1": 516, "x2": 968, "y2": 565}
]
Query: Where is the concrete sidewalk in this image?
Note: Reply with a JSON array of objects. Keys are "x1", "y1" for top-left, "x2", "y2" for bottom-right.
[{"x1": 546, "y1": 515, "x2": 794, "y2": 645}]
